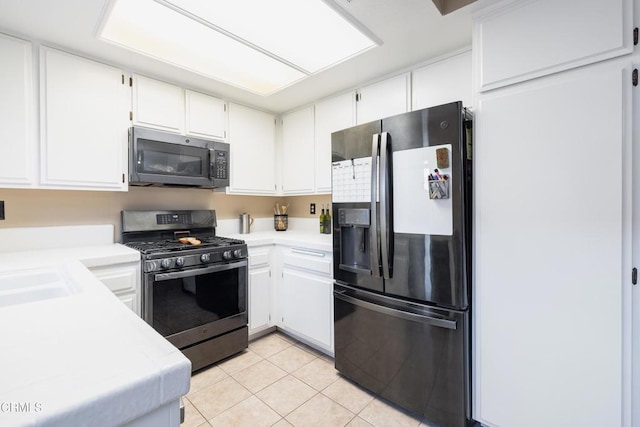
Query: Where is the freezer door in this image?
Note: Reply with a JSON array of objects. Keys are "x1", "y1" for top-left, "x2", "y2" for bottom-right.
[
  {"x1": 334, "y1": 284, "x2": 470, "y2": 427},
  {"x1": 382, "y1": 102, "x2": 471, "y2": 309}
]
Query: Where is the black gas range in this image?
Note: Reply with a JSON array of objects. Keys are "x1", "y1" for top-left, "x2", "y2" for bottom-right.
[{"x1": 122, "y1": 210, "x2": 248, "y2": 372}]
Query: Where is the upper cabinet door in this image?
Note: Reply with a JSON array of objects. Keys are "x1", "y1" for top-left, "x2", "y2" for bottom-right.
[
  {"x1": 474, "y1": 0, "x2": 633, "y2": 91},
  {"x1": 356, "y1": 73, "x2": 410, "y2": 124},
  {"x1": 314, "y1": 93, "x2": 356, "y2": 193},
  {"x1": 281, "y1": 106, "x2": 315, "y2": 195},
  {"x1": 0, "y1": 33, "x2": 35, "y2": 188},
  {"x1": 185, "y1": 90, "x2": 226, "y2": 140},
  {"x1": 40, "y1": 47, "x2": 129, "y2": 190},
  {"x1": 412, "y1": 51, "x2": 473, "y2": 110},
  {"x1": 227, "y1": 103, "x2": 276, "y2": 194},
  {"x1": 132, "y1": 74, "x2": 184, "y2": 134}
]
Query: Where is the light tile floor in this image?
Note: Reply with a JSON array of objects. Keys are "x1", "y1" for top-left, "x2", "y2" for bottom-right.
[{"x1": 183, "y1": 331, "x2": 436, "y2": 427}]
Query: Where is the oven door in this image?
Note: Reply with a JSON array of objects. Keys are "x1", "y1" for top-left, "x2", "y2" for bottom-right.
[{"x1": 144, "y1": 260, "x2": 248, "y2": 349}]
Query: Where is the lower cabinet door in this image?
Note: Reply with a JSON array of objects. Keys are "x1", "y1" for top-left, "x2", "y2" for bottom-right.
[
  {"x1": 280, "y1": 269, "x2": 333, "y2": 350},
  {"x1": 249, "y1": 267, "x2": 271, "y2": 333}
]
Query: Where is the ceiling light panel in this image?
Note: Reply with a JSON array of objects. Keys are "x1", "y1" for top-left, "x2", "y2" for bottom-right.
[
  {"x1": 101, "y1": 0, "x2": 306, "y2": 95},
  {"x1": 165, "y1": 0, "x2": 378, "y2": 73},
  {"x1": 99, "y1": 0, "x2": 378, "y2": 95}
]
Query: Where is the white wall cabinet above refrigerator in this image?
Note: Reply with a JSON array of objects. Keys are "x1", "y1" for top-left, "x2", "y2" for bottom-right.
[
  {"x1": 356, "y1": 73, "x2": 410, "y2": 124},
  {"x1": 412, "y1": 50, "x2": 473, "y2": 110},
  {"x1": 314, "y1": 92, "x2": 356, "y2": 194},
  {"x1": 474, "y1": 0, "x2": 633, "y2": 91},
  {"x1": 40, "y1": 47, "x2": 129, "y2": 191},
  {"x1": 226, "y1": 102, "x2": 277, "y2": 195},
  {"x1": 0, "y1": 33, "x2": 35, "y2": 188}
]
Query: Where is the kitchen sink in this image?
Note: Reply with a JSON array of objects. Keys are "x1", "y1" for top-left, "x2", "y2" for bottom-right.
[{"x1": 0, "y1": 266, "x2": 80, "y2": 308}]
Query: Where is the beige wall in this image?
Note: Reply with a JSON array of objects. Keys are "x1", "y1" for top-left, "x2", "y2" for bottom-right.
[{"x1": 0, "y1": 188, "x2": 331, "y2": 238}]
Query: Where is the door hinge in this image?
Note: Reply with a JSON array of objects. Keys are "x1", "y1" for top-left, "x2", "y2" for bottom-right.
[
  {"x1": 129, "y1": 111, "x2": 133, "y2": 121},
  {"x1": 122, "y1": 173, "x2": 125, "y2": 183},
  {"x1": 355, "y1": 92, "x2": 360, "y2": 102},
  {"x1": 633, "y1": 69, "x2": 638, "y2": 87},
  {"x1": 634, "y1": 27, "x2": 638, "y2": 46},
  {"x1": 633, "y1": 267, "x2": 637, "y2": 285},
  {"x1": 121, "y1": 74, "x2": 125, "y2": 85},
  {"x1": 129, "y1": 77, "x2": 133, "y2": 87}
]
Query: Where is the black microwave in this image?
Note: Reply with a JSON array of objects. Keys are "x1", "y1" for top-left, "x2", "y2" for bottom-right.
[{"x1": 129, "y1": 126, "x2": 229, "y2": 188}]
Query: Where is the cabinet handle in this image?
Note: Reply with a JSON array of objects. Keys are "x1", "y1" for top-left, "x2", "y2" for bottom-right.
[{"x1": 291, "y1": 247, "x2": 325, "y2": 257}]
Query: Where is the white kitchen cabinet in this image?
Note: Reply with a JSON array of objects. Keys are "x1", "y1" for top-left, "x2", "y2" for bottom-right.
[
  {"x1": 0, "y1": 33, "x2": 35, "y2": 188},
  {"x1": 473, "y1": 58, "x2": 632, "y2": 427},
  {"x1": 412, "y1": 50, "x2": 473, "y2": 110},
  {"x1": 132, "y1": 74, "x2": 185, "y2": 134},
  {"x1": 248, "y1": 245, "x2": 273, "y2": 336},
  {"x1": 278, "y1": 246, "x2": 333, "y2": 354},
  {"x1": 474, "y1": 0, "x2": 633, "y2": 91},
  {"x1": 227, "y1": 102, "x2": 277, "y2": 194},
  {"x1": 88, "y1": 261, "x2": 141, "y2": 316},
  {"x1": 185, "y1": 89, "x2": 226, "y2": 140},
  {"x1": 356, "y1": 73, "x2": 410, "y2": 124},
  {"x1": 314, "y1": 92, "x2": 356, "y2": 193},
  {"x1": 40, "y1": 47, "x2": 129, "y2": 191},
  {"x1": 281, "y1": 106, "x2": 315, "y2": 195}
]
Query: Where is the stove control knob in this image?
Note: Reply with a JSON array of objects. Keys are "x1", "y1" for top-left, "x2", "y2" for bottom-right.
[
  {"x1": 160, "y1": 259, "x2": 171, "y2": 269},
  {"x1": 200, "y1": 253, "x2": 211, "y2": 263},
  {"x1": 175, "y1": 257, "x2": 185, "y2": 267},
  {"x1": 233, "y1": 249, "x2": 243, "y2": 258},
  {"x1": 145, "y1": 261, "x2": 157, "y2": 272},
  {"x1": 223, "y1": 250, "x2": 233, "y2": 260}
]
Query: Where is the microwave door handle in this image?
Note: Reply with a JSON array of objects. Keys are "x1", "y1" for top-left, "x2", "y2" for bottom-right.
[
  {"x1": 370, "y1": 134, "x2": 381, "y2": 278},
  {"x1": 379, "y1": 132, "x2": 391, "y2": 280}
]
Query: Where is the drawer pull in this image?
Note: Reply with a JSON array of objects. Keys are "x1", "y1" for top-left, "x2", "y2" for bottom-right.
[{"x1": 291, "y1": 247, "x2": 326, "y2": 257}]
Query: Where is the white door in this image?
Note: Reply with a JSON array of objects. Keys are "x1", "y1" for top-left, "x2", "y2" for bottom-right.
[
  {"x1": 473, "y1": 58, "x2": 632, "y2": 427},
  {"x1": 40, "y1": 47, "x2": 129, "y2": 190},
  {"x1": 249, "y1": 267, "x2": 271, "y2": 334},
  {"x1": 0, "y1": 33, "x2": 35, "y2": 187},
  {"x1": 185, "y1": 90, "x2": 226, "y2": 140},
  {"x1": 227, "y1": 103, "x2": 276, "y2": 194},
  {"x1": 356, "y1": 74, "x2": 409, "y2": 124},
  {"x1": 281, "y1": 269, "x2": 333, "y2": 349},
  {"x1": 314, "y1": 92, "x2": 356, "y2": 193},
  {"x1": 281, "y1": 106, "x2": 315, "y2": 194},
  {"x1": 132, "y1": 74, "x2": 184, "y2": 134}
]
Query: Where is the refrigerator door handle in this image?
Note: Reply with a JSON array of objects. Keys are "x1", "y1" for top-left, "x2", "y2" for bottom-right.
[
  {"x1": 379, "y1": 132, "x2": 391, "y2": 279},
  {"x1": 370, "y1": 133, "x2": 381, "y2": 278},
  {"x1": 334, "y1": 290, "x2": 457, "y2": 330}
]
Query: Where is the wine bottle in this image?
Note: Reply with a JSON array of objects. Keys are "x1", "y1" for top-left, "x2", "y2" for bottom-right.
[
  {"x1": 324, "y1": 204, "x2": 332, "y2": 234},
  {"x1": 319, "y1": 204, "x2": 325, "y2": 234}
]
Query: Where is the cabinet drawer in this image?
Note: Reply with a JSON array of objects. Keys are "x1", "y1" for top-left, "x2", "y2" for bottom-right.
[
  {"x1": 283, "y1": 247, "x2": 332, "y2": 276},
  {"x1": 249, "y1": 247, "x2": 271, "y2": 268},
  {"x1": 89, "y1": 264, "x2": 139, "y2": 294}
]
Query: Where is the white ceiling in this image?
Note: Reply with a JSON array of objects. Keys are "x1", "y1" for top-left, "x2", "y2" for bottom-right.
[{"x1": 0, "y1": 0, "x2": 473, "y2": 113}]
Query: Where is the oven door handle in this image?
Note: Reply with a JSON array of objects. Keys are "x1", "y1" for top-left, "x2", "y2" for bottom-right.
[{"x1": 154, "y1": 259, "x2": 248, "y2": 281}]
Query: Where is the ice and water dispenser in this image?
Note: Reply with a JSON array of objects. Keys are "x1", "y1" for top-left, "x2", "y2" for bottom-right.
[{"x1": 337, "y1": 208, "x2": 371, "y2": 274}]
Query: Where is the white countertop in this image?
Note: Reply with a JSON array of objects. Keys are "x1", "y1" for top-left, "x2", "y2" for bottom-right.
[
  {"x1": 228, "y1": 230, "x2": 333, "y2": 252},
  {"x1": 0, "y1": 260, "x2": 191, "y2": 427},
  {"x1": 0, "y1": 225, "x2": 190, "y2": 426}
]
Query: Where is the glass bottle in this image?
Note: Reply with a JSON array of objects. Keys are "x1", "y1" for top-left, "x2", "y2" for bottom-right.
[
  {"x1": 324, "y1": 204, "x2": 332, "y2": 234},
  {"x1": 319, "y1": 204, "x2": 325, "y2": 234}
]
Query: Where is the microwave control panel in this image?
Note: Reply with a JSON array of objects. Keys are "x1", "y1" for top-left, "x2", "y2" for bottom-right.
[{"x1": 212, "y1": 150, "x2": 228, "y2": 180}]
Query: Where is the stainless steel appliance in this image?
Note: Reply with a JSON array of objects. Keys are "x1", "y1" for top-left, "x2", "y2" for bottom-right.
[
  {"x1": 129, "y1": 126, "x2": 229, "y2": 188},
  {"x1": 332, "y1": 101, "x2": 473, "y2": 427},
  {"x1": 121, "y1": 210, "x2": 247, "y2": 372}
]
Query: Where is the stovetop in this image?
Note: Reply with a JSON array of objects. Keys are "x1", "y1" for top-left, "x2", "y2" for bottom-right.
[{"x1": 124, "y1": 236, "x2": 245, "y2": 255}]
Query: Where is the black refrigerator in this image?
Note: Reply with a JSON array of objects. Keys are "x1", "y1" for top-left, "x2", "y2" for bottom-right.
[{"x1": 332, "y1": 101, "x2": 473, "y2": 427}]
